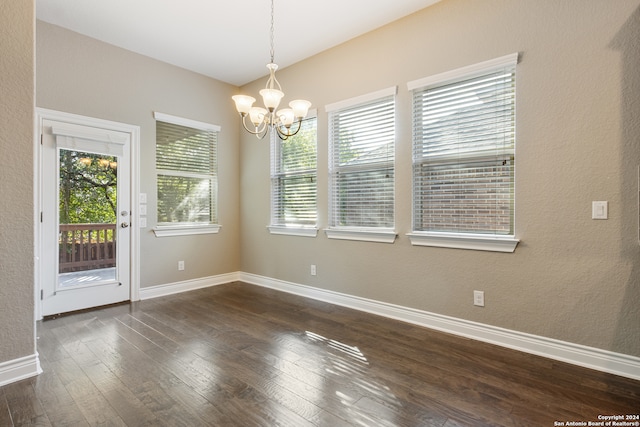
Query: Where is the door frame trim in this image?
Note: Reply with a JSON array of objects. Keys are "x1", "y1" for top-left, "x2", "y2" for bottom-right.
[{"x1": 35, "y1": 108, "x2": 141, "y2": 320}]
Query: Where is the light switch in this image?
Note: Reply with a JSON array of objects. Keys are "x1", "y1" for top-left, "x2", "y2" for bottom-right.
[
  {"x1": 139, "y1": 217, "x2": 147, "y2": 228},
  {"x1": 139, "y1": 193, "x2": 147, "y2": 203},
  {"x1": 139, "y1": 204, "x2": 147, "y2": 215},
  {"x1": 592, "y1": 201, "x2": 608, "y2": 220}
]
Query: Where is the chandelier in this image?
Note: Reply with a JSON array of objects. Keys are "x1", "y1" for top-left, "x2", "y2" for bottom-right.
[{"x1": 232, "y1": 0, "x2": 311, "y2": 140}]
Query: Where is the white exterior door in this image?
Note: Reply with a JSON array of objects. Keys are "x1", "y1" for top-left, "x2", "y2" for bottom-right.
[{"x1": 39, "y1": 116, "x2": 132, "y2": 316}]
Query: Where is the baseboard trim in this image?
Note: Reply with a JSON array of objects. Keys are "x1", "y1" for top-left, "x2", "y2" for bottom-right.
[
  {"x1": 0, "y1": 353, "x2": 42, "y2": 387},
  {"x1": 240, "y1": 272, "x2": 640, "y2": 381},
  {"x1": 139, "y1": 272, "x2": 241, "y2": 300}
]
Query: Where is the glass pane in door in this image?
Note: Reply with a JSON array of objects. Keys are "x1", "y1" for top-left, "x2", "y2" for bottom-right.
[{"x1": 58, "y1": 149, "x2": 118, "y2": 288}]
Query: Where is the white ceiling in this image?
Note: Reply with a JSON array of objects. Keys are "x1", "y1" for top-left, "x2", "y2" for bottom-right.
[{"x1": 36, "y1": 0, "x2": 440, "y2": 86}]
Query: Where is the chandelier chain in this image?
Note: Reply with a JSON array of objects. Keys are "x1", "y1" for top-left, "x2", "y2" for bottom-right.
[
  {"x1": 269, "y1": 0, "x2": 275, "y2": 63},
  {"x1": 231, "y1": 0, "x2": 311, "y2": 140}
]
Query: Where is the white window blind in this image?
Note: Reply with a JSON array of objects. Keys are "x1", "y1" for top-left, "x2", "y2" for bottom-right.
[
  {"x1": 271, "y1": 115, "x2": 317, "y2": 227},
  {"x1": 328, "y1": 90, "x2": 395, "y2": 229},
  {"x1": 411, "y1": 58, "x2": 516, "y2": 236},
  {"x1": 156, "y1": 119, "x2": 218, "y2": 225}
]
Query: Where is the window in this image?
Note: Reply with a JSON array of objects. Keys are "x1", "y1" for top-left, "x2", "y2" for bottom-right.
[
  {"x1": 269, "y1": 114, "x2": 318, "y2": 237},
  {"x1": 154, "y1": 112, "x2": 220, "y2": 237},
  {"x1": 326, "y1": 87, "x2": 397, "y2": 243},
  {"x1": 408, "y1": 54, "x2": 519, "y2": 252}
]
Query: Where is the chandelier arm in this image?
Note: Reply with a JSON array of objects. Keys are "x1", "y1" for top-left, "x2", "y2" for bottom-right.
[
  {"x1": 240, "y1": 114, "x2": 269, "y2": 138},
  {"x1": 256, "y1": 128, "x2": 269, "y2": 139},
  {"x1": 275, "y1": 117, "x2": 303, "y2": 140},
  {"x1": 275, "y1": 127, "x2": 290, "y2": 141}
]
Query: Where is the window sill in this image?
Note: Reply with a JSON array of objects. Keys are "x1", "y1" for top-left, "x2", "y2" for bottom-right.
[
  {"x1": 268, "y1": 225, "x2": 318, "y2": 238},
  {"x1": 153, "y1": 224, "x2": 221, "y2": 237},
  {"x1": 325, "y1": 228, "x2": 397, "y2": 243},
  {"x1": 407, "y1": 232, "x2": 519, "y2": 253}
]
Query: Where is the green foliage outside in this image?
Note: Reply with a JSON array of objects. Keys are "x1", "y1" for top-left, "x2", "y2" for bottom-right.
[{"x1": 59, "y1": 150, "x2": 117, "y2": 225}]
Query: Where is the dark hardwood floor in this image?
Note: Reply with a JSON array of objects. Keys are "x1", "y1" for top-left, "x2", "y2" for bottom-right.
[{"x1": 2, "y1": 282, "x2": 638, "y2": 426}]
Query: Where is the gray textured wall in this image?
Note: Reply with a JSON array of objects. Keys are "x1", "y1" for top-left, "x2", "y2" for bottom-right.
[
  {"x1": 239, "y1": 0, "x2": 640, "y2": 357},
  {"x1": 0, "y1": 1, "x2": 36, "y2": 362},
  {"x1": 36, "y1": 21, "x2": 242, "y2": 288}
]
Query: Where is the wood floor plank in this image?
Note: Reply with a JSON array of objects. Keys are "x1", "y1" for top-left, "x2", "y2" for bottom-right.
[
  {"x1": 221, "y1": 297, "x2": 511, "y2": 423},
  {"x1": 4, "y1": 282, "x2": 640, "y2": 426},
  {"x1": 3, "y1": 379, "x2": 52, "y2": 427},
  {"x1": 63, "y1": 375, "x2": 128, "y2": 426},
  {"x1": 0, "y1": 387, "x2": 14, "y2": 427},
  {"x1": 80, "y1": 361, "x2": 159, "y2": 426},
  {"x1": 31, "y1": 357, "x2": 89, "y2": 426}
]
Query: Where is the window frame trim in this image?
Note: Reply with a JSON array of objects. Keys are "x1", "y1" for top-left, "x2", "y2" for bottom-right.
[
  {"x1": 407, "y1": 232, "x2": 519, "y2": 253},
  {"x1": 153, "y1": 223, "x2": 221, "y2": 237},
  {"x1": 408, "y1": 54, "x2": 519, "y2": 252},
  {"x1": 325, "y1": 228, "x2": 397, "y2": 244},
  {"x1": 267, "y1": 225, "x2": 318, "y2": 238},
  {"x1": 325, "y1": 86, "x2": 397, "y2": 113},
  {"x1": 407, "y1": 53, "x2": 519, "y2": 91},
  {"x1": 326, "y1": 87, "x2": 398, "y2": 236},
  {"x1": 153, "y1": 111, "x2": 221, "y2": 132}
]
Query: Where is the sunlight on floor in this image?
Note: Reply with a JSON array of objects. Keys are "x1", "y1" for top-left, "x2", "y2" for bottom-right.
[
  {"x1": 304, "y1": 330, "x2": 402, "y2": 426},
  {"x1": 305, "y1": 331, "x2": 369, "y2": 364}
]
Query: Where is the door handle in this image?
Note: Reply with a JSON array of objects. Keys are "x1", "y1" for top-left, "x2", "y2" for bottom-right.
[{"x1": 120, "y1": 222, "x2": 129, "y2": 228}]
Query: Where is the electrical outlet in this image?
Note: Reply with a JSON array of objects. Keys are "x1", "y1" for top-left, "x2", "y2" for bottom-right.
[
  {"x1": 310, "y1": 264, "x2": 317, "y2": 276},
  {"x1": 474, "y1": 290, "x2": 485, "y2": 307},
  {"x1": 178, "y1": 260, "x2": 185, "y2": 271}
]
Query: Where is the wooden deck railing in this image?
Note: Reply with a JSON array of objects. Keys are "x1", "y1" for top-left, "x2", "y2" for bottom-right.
[{"x1": 59, "y1": 223, "x2": 116, "y2": 273}]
